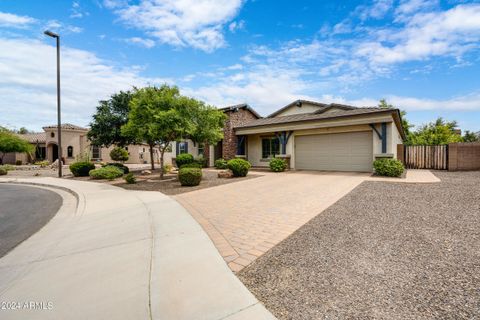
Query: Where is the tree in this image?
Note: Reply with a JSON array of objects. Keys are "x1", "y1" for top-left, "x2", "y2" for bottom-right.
[
  {"x1": 378, "y1": 99, "x2": 414, "y2": 141},
  {"x1": 409, "y1": 117, "x2": 463, "y2": 145},
  {"x1": 188, "y1": 102, "x2": 226, "y2": 160},
  {"x1": 88, "y1": 90, "x2": 136, "y2": 147},
  {"x1": 17, "y1": 127, "x2": 30, "y2": 134},
  {"x1": 110, "y1": 146, "x2": 129, "y2": 162},
  {"x1": 0, "y1": 127, "x2": 34, "y2": 164},
  {"x1": 462, "y1": 130, "x2": 479, "y2": 142},
  {"x1": 122, "y1": 85, "x2": 192, "y2": 178}
]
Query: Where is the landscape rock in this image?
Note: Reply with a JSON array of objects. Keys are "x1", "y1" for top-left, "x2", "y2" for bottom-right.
[
  {"x1": 218, "y1": 169, "x2": 233, "y2": 179},
  {"x1": 141, "y1": 170, "x2": 152, "y2": 175}
]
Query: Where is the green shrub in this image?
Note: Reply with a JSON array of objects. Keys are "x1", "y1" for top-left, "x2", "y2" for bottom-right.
[
  {"x1": 195, "y1": 156, "x2": 208, "y2": 168},
  {"x1": 373, "y1": 158, "x2": 405, "y2": 177},
  {"x1": 124, "y1": 172, "x2": 136, "y2": 184},
  {"x1": 102, "y1": 162, "x2": 129, "y2": 174},
  {"x1": 15, "y1": 160, "x2": 22, "y2": 166},
  {"x1": 70, "y1": 161, "x2": 95, "y2": 177},
  {"x1": 214, "y1": 158, "x2": 228, "y2": 169},
  {"x1": 0, "y1": 167, "x2": 7, "y2": 175},
  {"x1": 110, "y1": 147, "x2": 129, "y2": 162},
  {"x1": 180, "y1": 162, "x2": 203, "y2": 169},
  {"x1": 34, "y1": 160, "x2": 49, "y2": 167},
  {"x1": 269, "y1": 158, "x2": 287, "y2": 172},
  {"x1": 89, "y1": 165, "x2": 124, "y2": 180},
  {"x1": 227, "y1": 158, "x2": 251, "y2": 177},
  {"x1": 162, "y1": 164, "x2": 173, "y2": 174},
  {"x1": 175, "y1": 153, "x2": 194, "y2": 168},
  {"x1": 178, "y1": 167, "x2": 202, "y2": 186},
  {"x1": 0, "y1": 164, "x2": 15, "y2": 171}
]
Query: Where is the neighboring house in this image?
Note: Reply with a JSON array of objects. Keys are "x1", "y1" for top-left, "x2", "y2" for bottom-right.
[
  {"x1": 174, "y1": 100, "x2": 405, "y2": 172},
  {"x1": 4, "y1": 123, "x2": 171, "y2": 166}
]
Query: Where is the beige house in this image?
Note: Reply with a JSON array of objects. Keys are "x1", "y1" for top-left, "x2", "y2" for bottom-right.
[
  {"x1": 6, "y1": 123, "x2": 171, "y2": 166},
  {"x1": 173, "y1": 100, "x2": 405, "y2": 172},
  {"x1": 235, "y1": 100, "x2": 405, "y2": 172}
]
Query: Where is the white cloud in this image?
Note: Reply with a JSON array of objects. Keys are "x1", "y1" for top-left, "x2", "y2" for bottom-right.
[
  {"x1": 0, "y1": 37, "x2": 168, "y2": 130},
  {"x1": 45, "y1": 20, "x2": 84, "y2": 34},
  {"x1": 70, "y1": 1, "x2": 90, "y2": 19},
  {"x1": 0, "y1": 12, "x2": 36, "y2": 28},
  {"x1": 124, "y1": 37, "x2": 156, "y2": 48},
  {"x1": 229, "y1": 20, "x2": 245, "y2": 33},
  {"x1": 358, "y1": 0, "x2": 394, "y2": 20},
  {"x1": 108, "y1": 0, "x2": 244, "y2": 52}
]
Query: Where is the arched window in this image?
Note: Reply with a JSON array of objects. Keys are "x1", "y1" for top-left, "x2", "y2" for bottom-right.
[
  {"x1": 67, "y1": 146, "x2": 73, "y2": 158},
  {"x1": 50, "y1": 132, "x2": 55, "y2": 138}
]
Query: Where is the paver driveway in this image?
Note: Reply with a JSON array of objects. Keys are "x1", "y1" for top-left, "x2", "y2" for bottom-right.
[{"x1": 174, "y1": 171, "x2": 369, "y2": 271}]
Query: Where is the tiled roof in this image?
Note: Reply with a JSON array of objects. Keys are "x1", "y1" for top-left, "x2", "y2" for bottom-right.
[
  {"x1": 17, "y1": 132, "x2": 46, "y2": 143},
  {"x1": 235, "y1": 107, "x2": 397, "y2": 129},
  {"x1": 42, "y1": 123, "x2": 88, "y2": 131}
]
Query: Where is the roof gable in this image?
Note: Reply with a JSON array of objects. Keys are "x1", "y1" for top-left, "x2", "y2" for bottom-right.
[
  {"x1": 219, "y1": 103, "x2": 261, "y2": 118},
  {"x1": 268, "y1": 100, "x2": 329, "y2": 118}
]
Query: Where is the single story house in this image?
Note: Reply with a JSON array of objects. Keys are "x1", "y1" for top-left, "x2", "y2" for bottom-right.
[
  {"x1": 4, "y1": 123, "x2": 171, "y2": 166},
  {"x1": 174, "y1": 100, "x2": 405, "y2": 172}
]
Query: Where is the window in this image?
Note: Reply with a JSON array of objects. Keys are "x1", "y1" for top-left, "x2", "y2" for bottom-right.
[
  {"x1": 50, "y1": 132, "x2": 55, "y2": 138},
  {"x1": 198, "y1": 143, "x2": 204, "y2": 156},
  {"x1": 91, "y1": 145, "x2": 101, "y2": 159},
  {"x1": 67, "y1": 146, "x2": 73, "y2": 158},
  {"x1": 262, "y1": 137, "x2": 280, "y2": 158},
  {"x1": 178, "y1": 142, "x2": 188, "y2": 154}
]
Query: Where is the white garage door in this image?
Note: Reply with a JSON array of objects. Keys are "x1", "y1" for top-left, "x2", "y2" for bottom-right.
[{"x1": 295, "y1": 131, "x2": 373, "y2": 172}]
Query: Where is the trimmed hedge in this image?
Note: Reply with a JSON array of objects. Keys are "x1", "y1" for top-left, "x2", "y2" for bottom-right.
[
  {"x1": 214, "y1": 158, "x2": 228, "y2": 169},
  {"x1": 269, "y1": 158, "x2": 287, "y2": 172},
  {"x1": 110, "y1": 147, "x2": 129, "y2": 162},
  {"x1": 180, "y1": 162, "x2": 203, "y2": 169},
  {"x1": 102, "y1": 162, "x2": 129, "y2": 174},
  {"x1": 89, "y1": 165, "x2": 124, "y2": 180},
  {"x1": 124, "y1": 172, "x2": 136, "y2": 184},
  {"x1": 0, "y1": 167, "x2": 7, "y2": 175},
  {"x1": 178, "y1": 167, "x2": 202, "y2": 186},
  {"x1": 227, "y1": 158, "x2": 251, "y2": 177},
  {"x1": 176, "y1": 153, "x2": 194, "y2": 168},
  {"x1": 373, "y1": 158, "x2": 405, "y2": 177},
  {"x1": 70, "y1": 161, "x2": 95, "y2": 177}
]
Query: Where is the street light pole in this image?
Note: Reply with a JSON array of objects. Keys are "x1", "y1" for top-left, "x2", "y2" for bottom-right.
[{"x1": 44, "y1": 30, "x2": 62, "y2": 178}]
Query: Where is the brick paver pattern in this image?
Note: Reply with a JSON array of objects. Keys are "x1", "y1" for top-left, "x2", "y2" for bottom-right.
[{"x1": 174, "y1": 171, "x2": 369, "y2": 272}]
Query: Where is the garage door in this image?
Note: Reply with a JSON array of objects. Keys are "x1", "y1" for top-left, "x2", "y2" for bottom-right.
[{"x1": 295, "y1": 131, "x2": 373, "y2": 172}]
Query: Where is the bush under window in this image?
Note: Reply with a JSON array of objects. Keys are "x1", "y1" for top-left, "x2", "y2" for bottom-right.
[
  {"x1": 195, "y1": 156, "x2": 208, "y2": 168},
  {"x1": 227, "y1": 158, "x2": 251, "y2": 177},
  {"x1": 176, "y1": 153, "x2": 194, "y2": 168},
  {"x1": 373, "y1": 158, "x2": 405, "y2": 177},
  {"x1": 70, "y1": 161, "x2": 95, "y2": 177},
  {"x1": 180, "y1": 162, "x2": 203, "y2": 169},
  {"x1": 269, "y1": 158, "x2": 287, "y2": 172},
  {"x1": 89, "y1": 165, "x2": 124, "y2": 180},
  {"x1": 178, "y1": 167, "x2": 202, "y2": 186}
]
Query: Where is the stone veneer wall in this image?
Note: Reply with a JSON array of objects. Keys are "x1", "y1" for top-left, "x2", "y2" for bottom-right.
[{"x1": 222, "y1": 109, "x2": 258, "y2": 160}]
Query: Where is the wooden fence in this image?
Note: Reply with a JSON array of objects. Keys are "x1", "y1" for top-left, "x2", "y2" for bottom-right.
[{"x1": 404, "y1": 145, "x2": 448, "y2": 170}]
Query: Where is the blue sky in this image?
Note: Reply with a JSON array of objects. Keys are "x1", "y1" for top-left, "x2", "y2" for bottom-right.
[{"x1": 0, "y1": 0, "x2": 479, "y2": 132}]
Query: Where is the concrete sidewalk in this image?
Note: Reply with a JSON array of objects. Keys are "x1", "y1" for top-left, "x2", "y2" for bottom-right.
[{"x1": 0, "y1": 177, "x2": 275, "y2": 320}]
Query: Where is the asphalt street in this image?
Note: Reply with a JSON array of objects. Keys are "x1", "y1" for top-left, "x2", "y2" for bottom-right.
[{"x1": 0, "y1": 184, "x2": 62, "y2": 258}]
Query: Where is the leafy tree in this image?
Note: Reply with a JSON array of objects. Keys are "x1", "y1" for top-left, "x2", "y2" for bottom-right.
[
  {"x1": 122, "y1": 85, "x2": 192, "y2": 178},
  {"x1": 188, "y1": 102, "x2": 226, "y2": 159},
  {"x1": 462, "y1": 130, "x2": 479, "y2": 142},
  {"x1": 88, "y1": 90, "x2": 136, "y2": 147},
  {"x1": 378, "y1": 99, "x2": 413, "y2": 139},
  {"x1": 0, "y1": 127, "x2": 34, "y2": 164},
  {"x1": 17, "y1": 127, "x2": 30, "y2": 134},
  {"x1": 409, "y1": 117, "x2": 463, "y2": 145}
]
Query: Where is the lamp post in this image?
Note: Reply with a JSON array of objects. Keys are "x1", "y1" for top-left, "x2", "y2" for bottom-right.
[{"x1": 44, "y1": 30, "x2": 62, "y2": 178}]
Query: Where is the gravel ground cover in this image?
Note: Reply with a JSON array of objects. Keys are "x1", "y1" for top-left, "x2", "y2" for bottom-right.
[
  {"x1": 114, "y1": 169, "x2": 260, "y2": 195},
  {"x1": 239, "y1": 171, "x2": 480, "y2": 320}
]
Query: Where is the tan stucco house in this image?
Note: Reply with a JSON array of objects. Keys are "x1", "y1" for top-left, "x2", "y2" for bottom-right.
[
  {"x1": 174, "y1": 100, "x2": 405, "y2": 172},
  {"x1": 6, "y1": 123, "x2": 171, "y2": 166}
]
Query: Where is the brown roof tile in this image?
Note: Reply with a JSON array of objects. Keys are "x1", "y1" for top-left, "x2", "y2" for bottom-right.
[
  {"x1": 17, "y1": 132, "x2": 46, "y2": 143},
  {"x1": 235, "y1": 107, "x2": 396, "y2": 129},
  {"x1": 42, "y1": 123, "x2": 88, "y2": 131}
]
